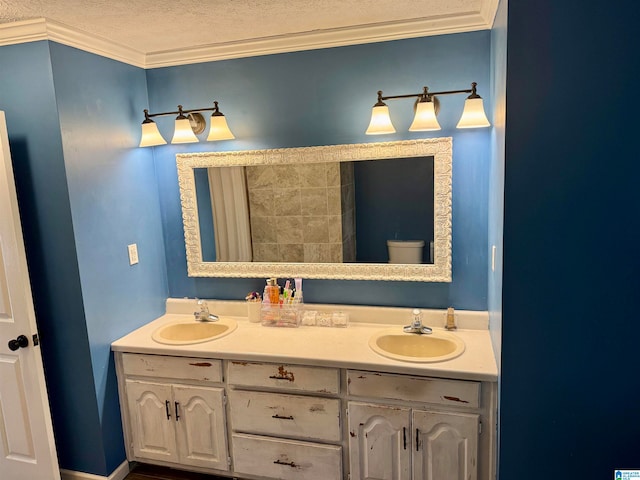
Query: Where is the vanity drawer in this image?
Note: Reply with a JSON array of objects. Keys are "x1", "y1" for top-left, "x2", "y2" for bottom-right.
[
  {"x1": 232, "y1": 433, "x2": 342, "y2": 480},
  {"x1": 121, "y1": 353, "x2": 222, "y2": 383},
  {"x1": 347, "y1": 370, "x2": 480, "y2": 408},
  {"x1": 228, "y1": 361, "x2": 339, "y2": 394},
  {"x1": 229, "y1": 390, "x2": 341, "y2": 442}
]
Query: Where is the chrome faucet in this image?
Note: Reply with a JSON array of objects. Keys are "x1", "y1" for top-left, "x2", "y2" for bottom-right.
[
  {"x1": 403, "y1": 309, "x2": 432, "y2": 335},
  {"x1": 194, "y1": 299, "x2": 219, "y2": 322}
]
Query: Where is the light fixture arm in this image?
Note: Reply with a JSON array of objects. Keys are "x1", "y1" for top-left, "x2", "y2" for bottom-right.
[
  {"x1": 143, "y1": 101, "x2": 224, "y2": 120},
  {"x1": 211, "y1": 101, "x2": 224, "y2": 117},
  {"x1": 378, "y1": 82, "x2": 478, "y2": 102}
]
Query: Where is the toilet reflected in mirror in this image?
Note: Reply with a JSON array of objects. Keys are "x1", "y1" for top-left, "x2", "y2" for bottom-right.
[{"x1": 387, "y1": 240, "x2": 432, "y2": 264}]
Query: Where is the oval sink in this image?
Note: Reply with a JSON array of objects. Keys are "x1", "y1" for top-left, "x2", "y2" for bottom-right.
[
  {"x1": 152, "y1": 318, "x2": 238, "y2": 345},
  {"x1": 369, "y1": 328, "x2": 465, "y2": 363}
]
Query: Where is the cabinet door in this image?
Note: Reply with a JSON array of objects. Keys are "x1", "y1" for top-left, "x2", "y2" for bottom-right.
[
  {"x1": 412, "y1": 410, "x2": 479, "y2": 480},
  {"x1": 173, "y1": 385, "x2": 229, "y2": 471},
  {"x1": 126, "y1": 380, "x2": 177, "y2": 463},
  {"x1": 348, "y1": 402, "x2": 411, "y2": 480}
]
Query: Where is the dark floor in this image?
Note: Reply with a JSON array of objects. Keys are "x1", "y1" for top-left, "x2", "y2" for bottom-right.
[{"x1": 125, "y1": 463, "x2": 229, "y2": 480}]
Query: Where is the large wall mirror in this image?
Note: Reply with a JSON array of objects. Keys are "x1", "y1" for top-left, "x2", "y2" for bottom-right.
[{"x1": 177, "y1": 138, "x2": 452, "y2": 281}]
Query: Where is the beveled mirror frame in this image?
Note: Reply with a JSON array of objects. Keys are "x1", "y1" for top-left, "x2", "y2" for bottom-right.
[{"x1": 177, "y1": 137, "x2": 452, "y2": 281}]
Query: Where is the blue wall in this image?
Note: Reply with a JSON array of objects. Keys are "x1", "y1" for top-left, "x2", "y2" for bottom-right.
[
  {"x1": 1, "y1": 41, "x2": 167, "y2": 476},
  {"x1": 500, "y1": 0, "x2": 640, "y2": 477},
  {"x1": 0, "y1": 41, "x2": 107, "y2": 474},
  {"x1": 147, "y1": 32, "x2": 492, "y2": 311},
  {"x1": 48, "y1": 43, "x2": 168, "y2": 473}
]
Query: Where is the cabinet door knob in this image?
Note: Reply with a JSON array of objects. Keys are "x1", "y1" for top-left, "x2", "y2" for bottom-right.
[{"x1": 8, "y1": 335, "x2": 29, "y2": 351}]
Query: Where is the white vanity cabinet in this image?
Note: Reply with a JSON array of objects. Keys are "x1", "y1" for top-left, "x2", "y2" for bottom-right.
[
  {"x1": 227, "y1": 361, "x2": 343, "y2": 480},
  {"x1": 347, "y1": 371, "x2": 486, "y2": 480},
  {"x1": 116, "y1": 354, "x2": 230, "y2": 472},
  {"x1": 114, "y1": 350, "x2": 496, "y2": 480}
]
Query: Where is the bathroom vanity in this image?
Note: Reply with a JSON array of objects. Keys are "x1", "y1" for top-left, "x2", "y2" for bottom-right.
[{"x1": 112, "y1": 299, "x2": 497, "y2": 480}]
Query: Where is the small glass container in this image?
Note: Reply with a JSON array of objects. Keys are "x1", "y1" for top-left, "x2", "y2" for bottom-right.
[
  {"x1": 301, "y1": 310, "x2": 317, "y2": 326},
  {"x1": 261, "y1": 304, "x2": 301, "y2": 327},
  {"x1": 332, "y1": 311, "x2": 349, "y2": 327},
  {"x1": 317, "y1": 312, "x2": 333, "y2": 327}
]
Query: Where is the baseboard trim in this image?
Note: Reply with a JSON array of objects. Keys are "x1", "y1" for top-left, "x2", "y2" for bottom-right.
[{"x1": 60, "y1": 460, "x2": 129, "y2": 480}]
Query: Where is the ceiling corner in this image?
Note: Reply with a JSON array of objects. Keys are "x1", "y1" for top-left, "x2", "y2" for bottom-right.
[
  {"x1": 0, "y1": 17, "x2": 145, "y2": 68},
  {"x1": 480, "y1": 0, "x2": 501, "y2": 28},
  {"x1": 0, "y1": 18, "x2": 48, "y2": 47}
]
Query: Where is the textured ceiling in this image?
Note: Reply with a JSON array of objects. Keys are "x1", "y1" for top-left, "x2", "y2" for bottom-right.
[{"x1": 0, "y1": 0, "x2": 495, "y2": 55}]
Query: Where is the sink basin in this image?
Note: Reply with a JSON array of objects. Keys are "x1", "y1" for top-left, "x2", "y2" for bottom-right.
[
  {"x1": 369, "y1": 328, "x2": 465, "y2": 363},
  {"x1": 152, "y1": 318, "x2": 238, "y2": 345}
]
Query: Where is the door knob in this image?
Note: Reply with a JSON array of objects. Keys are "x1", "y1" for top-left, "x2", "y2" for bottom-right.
[{"x1": 8, "y1": 335, "x2": 29, "y2": 351}]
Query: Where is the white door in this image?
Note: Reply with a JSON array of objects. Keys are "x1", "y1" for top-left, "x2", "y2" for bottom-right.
[{"x1": 0, "y1": 111, "x2": 60, "y2": 479}]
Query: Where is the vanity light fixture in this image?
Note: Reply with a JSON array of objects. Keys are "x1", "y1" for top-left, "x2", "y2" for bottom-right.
[
  {"x1": 139, "y1": 101, "x2": 235, "y2": 147},
  {"x1": 366, "y1": 82, "x2": 490, "y2": 135}
]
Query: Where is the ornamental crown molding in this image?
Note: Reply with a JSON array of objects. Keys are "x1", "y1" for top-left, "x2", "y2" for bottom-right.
[
  {"x1": 0, "y1": 18, "x2": 146, "y2": 67},
  {"x1": 0, "y1": 2, "x2": 498, "y2": 69}
]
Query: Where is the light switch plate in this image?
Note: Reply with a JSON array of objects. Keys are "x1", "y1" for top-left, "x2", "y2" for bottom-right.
[
  {"x1": 491, "y1": 245, "x2": 496, "y2": 272},
  {"x1": 128, "y1": 244, "x2": 139, "y2": 265}
]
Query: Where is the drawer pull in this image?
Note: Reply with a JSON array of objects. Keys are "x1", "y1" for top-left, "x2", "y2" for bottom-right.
[
  {"x1": 416, "y1": 428, "x2": 420, "y2": 451},
  {"x1": 165, "y1": 400, "x2": 171, "y2": 420},
  {"x1": 268, "y1": 366, "x2": 295, "y2": 382},
  {"x1": 175, "y1": 402, "x2": 180, "y2": 421},
  {"x1": 274, "y1": 459, "x2": 297, "y2": 468},
  {"x1": 403, "y1": 427, "x2": 407, "y2": 450},
  {"x1": 272, "y1": 414, "x2": 295, "y2": 420}
]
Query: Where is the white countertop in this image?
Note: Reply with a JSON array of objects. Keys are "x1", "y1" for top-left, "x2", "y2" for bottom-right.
[{"x1": 111, "y1": 299, "x2": 498, "y2": 382}]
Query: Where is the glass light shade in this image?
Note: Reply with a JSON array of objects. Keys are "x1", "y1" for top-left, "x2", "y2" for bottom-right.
[
  {"x1": 366, "y1": 105, "x2": 396, "y2": 135},
  {"x1": 409, "y1": 101, "x2": 441, "y2": 131},
  {"x1": 456, "y1": 97, "x2": 490, "y2": 128},
  {"x1": 139, "y1": 121, "x2": 167, "y2": 147},
  {"x1": 207, "y1": 114, "x2": 235, "y2": 141},
  {"x1": 171, "y1": 117, "x2": 199, "y2": 144}
]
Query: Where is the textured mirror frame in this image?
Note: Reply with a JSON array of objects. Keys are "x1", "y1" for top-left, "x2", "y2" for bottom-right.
[{"x1": 177, "y1": 137, "x2": 452, "y2": 282}]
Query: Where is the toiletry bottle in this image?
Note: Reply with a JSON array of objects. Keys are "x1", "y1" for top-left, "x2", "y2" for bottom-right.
[
  {"x1": 266, "y1": 278, "x2": 280, "y2": 305},
  {"x1": 294, "y1": 277, "x2": 303, "y2": 304}
]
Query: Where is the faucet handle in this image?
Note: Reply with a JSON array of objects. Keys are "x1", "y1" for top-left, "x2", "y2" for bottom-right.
[
  {"x1": 194, "y1": 298, "x2": 209, "y2": 319},
  {"x1": 412, "y1": 308, "x2": 423, "y2": 326}
]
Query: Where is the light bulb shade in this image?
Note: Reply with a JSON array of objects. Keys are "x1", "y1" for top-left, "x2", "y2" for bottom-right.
[
  {"x1": 171, "y1": 117, "x2": 199, "y2": 144},
  {"x1": 207, "y1": 114, "x2": 235, "y2": 141},
  {"x1": 409, "y1": 100, "x2": 441, "y2": 131},
  {"x1": 366, "y1": 105, "x2": 396, "y2": 135},
  {"x1": 456, "y1": 97, "x2": 490, "y2": 128},
  {"x1": 139, "y1": 121, "x2": 167, "y2": 147}
]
